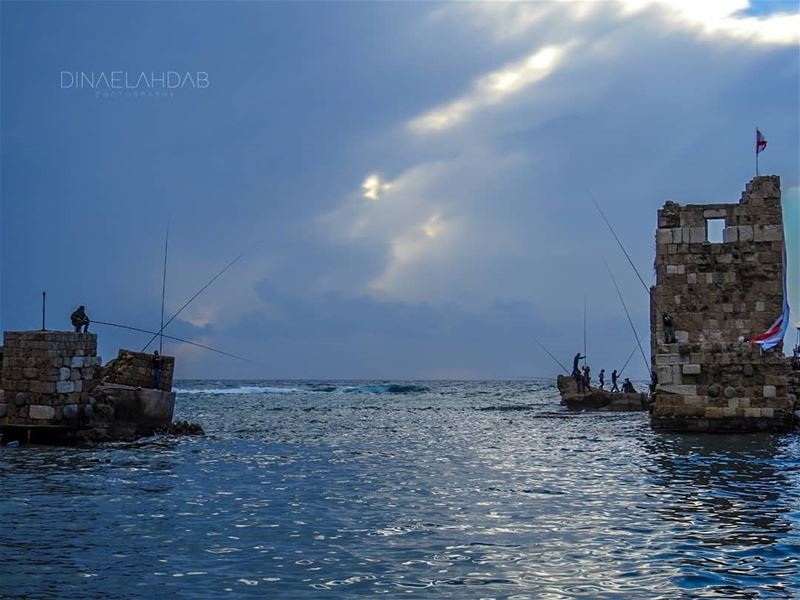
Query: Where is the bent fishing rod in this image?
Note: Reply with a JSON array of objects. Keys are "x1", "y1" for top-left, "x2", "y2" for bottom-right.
[
  {"x1": 94, "y1": 319, "x2": 260, "y2": 366},
  {"x1": 141, "y1": 241, "x2": 260, "y2": 352}
]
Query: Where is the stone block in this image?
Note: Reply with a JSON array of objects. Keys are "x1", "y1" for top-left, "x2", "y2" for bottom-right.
[
  {"x1": 722, "y1": 227, "x2": 738, "y2": 243},
  {"x1": 704, "y1": 208, "x2": 727, "y2": 219},
  {"x1": 705, "y1": 407, "x2": 724, "y2": 419},
  {"x1": 738, "y1": 225, "x2": 753, "y2": 241},
  {"x1": 763, "y1": 385, "x2": 776, "y2": 398},
  {"x1": 657, "y1": 229, "x2": 672, "y2": 244},
  {"x1": 0, "y1": 403, "x2": 6, "y2": 418},
  {"x1": 744, "y1": 407, "x2": 762, "y2": 418},
  {"x1": 756, "y1": 301, "x2": 765, "y2": 312},
  {"x1": 724, "y1": 386, "x2": 737, "y2": 398},
  {"x1": 56, "y1": 381, "x2": 75, "y2": 394},
  {"x1": 762, "y1": 407, "x2": 774, "y2": 418},
  {"x1": 722, "y1": 407, "x2": 736, "y2": 417},
  {"x1": 667, "y1": 265, "x2": 679, "y2": 274},
  {"x1": 655, "y1": 354, "x2": 681, "y2": 366},
  {"x1": 689, "y1": 227, "x2": 706, "y2": 243},
  {"x1": 657, "y1": 384, "x2": 697, "y2": 395},
  {"x1": 687, "y1": 273, "x2": 697, "y2": 284},
  {"x1": 29, "y1": 404, "x2": 55, "y2": 420},
  {"x1": 62, "y1": 404, "x2": 79, "y2": 419},
  {"x1": 763, "y1": 225, "x2": 782, "y2": 242},
  {"x1": 22, "y1": 367, "x2": 38, "y2": 379},
  {"x1": 682, "y1": 364, "x2": 701, "y2": 375},
  {"x1": 59, "y1": 367, "x2": 71, "y2": 380},
  {"x1": 657, "y1": 366, "x2": 674, "y2": 385},
  {"x1": 727, "y1": 398, "x2": 739, "y2": 409},
  {"x1": 31, "y1": 381, "x2": 56, "y2": 394},
  {"x1": 676, "y1": 331, "x2": 689, "y2": 343},
  {"x1": 70, "y1": 356, "x2": 86, "y2": 368}
]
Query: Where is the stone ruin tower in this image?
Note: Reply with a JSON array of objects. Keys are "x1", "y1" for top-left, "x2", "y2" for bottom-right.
[{"x1": 650, "y1": 175, "x2": 794, "y2": 432}]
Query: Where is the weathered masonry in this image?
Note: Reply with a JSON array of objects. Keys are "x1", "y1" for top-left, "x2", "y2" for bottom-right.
[
  {"x1": 650, "y1": 175, "x2": 794, "y2": 432},
  {"x1": 0, "y1": 330, "x2": 175, "y2": 443}
]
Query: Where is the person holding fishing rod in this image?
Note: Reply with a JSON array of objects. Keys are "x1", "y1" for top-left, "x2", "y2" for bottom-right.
[{"x1": 70, "y1": 305, "x2": 91, "y2": 333}]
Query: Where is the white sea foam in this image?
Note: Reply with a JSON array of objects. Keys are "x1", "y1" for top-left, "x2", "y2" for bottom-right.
[{"x1": 174, "y1": 386, "x2": 304, "y2": 395}]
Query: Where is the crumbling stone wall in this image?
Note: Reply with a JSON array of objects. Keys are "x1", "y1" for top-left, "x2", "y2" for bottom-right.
[
  {"x1": 101, "y1": 349, "x2": 174, "y2": 391},
  {"x1": 0, "y1": 331, "x2": 101, "y2": 426},
  {"x1": 650, "y1": 176, "x2": 793, "y2": 432}
]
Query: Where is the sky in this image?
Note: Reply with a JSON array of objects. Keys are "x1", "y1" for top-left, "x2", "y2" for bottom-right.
[{"x1": 1, "y1": 0, "x2": 798, "y2": 380}]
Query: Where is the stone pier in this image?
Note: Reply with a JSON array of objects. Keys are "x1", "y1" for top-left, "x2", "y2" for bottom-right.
[
  {"x1": 650, "y1": 175, "x2": 795, "y2": 432},
  {"x1": 0, "y1": 331, "x2": 176, "y2": 443}
]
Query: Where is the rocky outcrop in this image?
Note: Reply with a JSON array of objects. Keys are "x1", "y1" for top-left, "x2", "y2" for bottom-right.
[{"x1": 557, "y1": 375, "x2": 649, "y2": 411}]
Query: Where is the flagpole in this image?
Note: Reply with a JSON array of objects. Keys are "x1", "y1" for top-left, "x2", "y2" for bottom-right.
[{"x1": 755, "y1": 127, "x2": 759, "y2": 177}]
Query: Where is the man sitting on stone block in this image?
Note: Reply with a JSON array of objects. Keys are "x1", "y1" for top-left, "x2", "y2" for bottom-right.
[{"x1": 70, "y1": 305, "x2": 90, "y2": 333}]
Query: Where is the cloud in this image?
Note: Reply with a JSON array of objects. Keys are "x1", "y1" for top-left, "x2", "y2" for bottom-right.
[
  {"x1": 361, "y1": 173, "x2": 393, "y2": 200},
  {"x1": 443, "y1": 1, "x2": 799, "y2": 46},
  {"x1": 409, "y1": 44, "x2": 572, "y2": 134},
  {"x1": 318, "y1": 0, "x2": 799, "y2": 365}
]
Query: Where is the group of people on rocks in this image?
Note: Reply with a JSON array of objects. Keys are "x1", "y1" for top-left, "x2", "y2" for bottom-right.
[{"x1": 572, "y1": 352, "x2": 635, "y2": 394}]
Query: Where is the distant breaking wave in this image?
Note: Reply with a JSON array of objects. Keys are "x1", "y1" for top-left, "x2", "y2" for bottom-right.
[
  {"x1": 174, "y1": 386, "x2": 304, "y2": 395},
  {"x1": 174, "y1": 383, "x2": 431, "y2": 396}
]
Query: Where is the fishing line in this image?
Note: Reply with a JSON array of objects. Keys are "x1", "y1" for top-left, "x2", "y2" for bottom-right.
[
  {"x1": 604, "y1": 259, "x2": 650, "y2": 374},
  {"x1": 531, "y1": 335, "x2": 570, "y2": 374},
  {"x1": 94, "y1": 319, "x2": 260, "y2": 365},
  {"x1": 141, "y1": 241, "x2": 260, "y2": 352},
  {"x1": 617, "y1": 345, "x2": 638, "y2": 376},
  {"x1": 159, "y1": 220, "x2": 170, "y2": 355}
]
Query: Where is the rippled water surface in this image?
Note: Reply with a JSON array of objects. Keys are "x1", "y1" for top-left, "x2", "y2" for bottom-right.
[{"x1": 2, "y1": 380, "x2": 798, "y2": 598}]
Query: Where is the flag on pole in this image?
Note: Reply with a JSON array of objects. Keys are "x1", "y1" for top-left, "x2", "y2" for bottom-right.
[{"x1": 756, "y1": 129, "x2": 768, "y2": 154}]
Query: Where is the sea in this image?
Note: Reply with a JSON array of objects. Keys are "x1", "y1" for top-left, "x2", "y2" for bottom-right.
[{"x1": 1, "y1": 380, "x2": 798, "y2": 599}]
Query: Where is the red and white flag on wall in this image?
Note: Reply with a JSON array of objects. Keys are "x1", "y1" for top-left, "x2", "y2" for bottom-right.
[
  {"x1": 751, "y1": 245, "x2": 790, "y2": 351},
  {"x1": 756, "y1": 129, "x2": 768, "y2": 154}
]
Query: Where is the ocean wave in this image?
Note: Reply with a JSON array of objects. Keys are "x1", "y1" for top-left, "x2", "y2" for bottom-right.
[
  {"x1": 333, "y1": 384, "x2": 431, "y2": 394},
  {"x1": 175, "y1": 383, "x2": 432, "y2": 396},
  {"x1": 174, "y1": 386, "x2": 305, "y2": 395}
]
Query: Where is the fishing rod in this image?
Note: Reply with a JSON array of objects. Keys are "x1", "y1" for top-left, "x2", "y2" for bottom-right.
[
  {"x1": 583, "y1": 295, "x2": 587, "y2": 368},
  {"x1": 94, "y1": 319, "x2": 260, "y2": 365},
  {"x1": 531, "y1": 334, "x2": 570, "y2": 374},
  {"x1": 141, "y1": 242, "x2": 259, "y2": 352},
  {"x1": 604, "y1": 259, "x2": 650, "y2": 373},
  {"x1": 159, "y1": 220, "x2": 170, "y2": 355},
  {"x1": 617, "y1": 345, "x2": 638, "y2": 376},
  {"x1": 592, "y1": 197, "x2": 651, "y2": 297}
]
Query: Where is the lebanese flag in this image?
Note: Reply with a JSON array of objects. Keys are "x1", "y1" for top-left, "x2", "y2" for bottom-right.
[
  {"x1": 756, "y1": 129, "x2": 768, "y2": 154},
  {"x1": 751, "y1": 244, "x2": 790, "y2": 351},
  {"x1": 751, "y1": 305, "x2": 789, "y2": 351}
]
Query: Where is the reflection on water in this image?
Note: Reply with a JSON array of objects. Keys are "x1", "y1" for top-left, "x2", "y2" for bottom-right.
[{"x1": 1, "y1": 380, "x2": 797, "y2": 598}]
